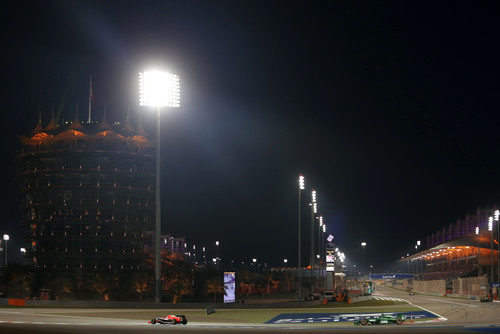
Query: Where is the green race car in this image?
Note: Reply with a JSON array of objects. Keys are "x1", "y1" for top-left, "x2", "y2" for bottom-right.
[{"x1": 354, "y1": 313, "x2": 406, "y2": 326}]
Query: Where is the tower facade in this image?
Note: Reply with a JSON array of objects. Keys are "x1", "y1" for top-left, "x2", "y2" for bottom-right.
[{"x1": 16, "y1": 114, "x2": 155, "y2": 273}]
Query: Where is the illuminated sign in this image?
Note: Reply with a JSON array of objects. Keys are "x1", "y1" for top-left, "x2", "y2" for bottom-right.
[{"x1": 223, "y1": 272, "x2": 236, "y2": 303}]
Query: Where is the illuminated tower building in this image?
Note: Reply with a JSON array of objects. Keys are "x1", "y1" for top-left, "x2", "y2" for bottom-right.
[{"x1": 16, "y1": 111, "x2": 155, "y2": 272}]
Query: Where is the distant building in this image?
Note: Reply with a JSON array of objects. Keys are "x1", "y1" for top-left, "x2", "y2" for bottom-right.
[
  {"x1": 161, "y1": 234, "x2": 186, "y2": 254},
  {"x1": 16, "y1": 111, "x2": 155, "y2": 272}
]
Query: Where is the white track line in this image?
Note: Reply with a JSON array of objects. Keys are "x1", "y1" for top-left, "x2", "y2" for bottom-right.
[
  {"x1": 423, "y1": 298, "x2": 477, "y2": 307},
  {"x1": 403, "y1": 298, "x2": 448, "y2": 322}
]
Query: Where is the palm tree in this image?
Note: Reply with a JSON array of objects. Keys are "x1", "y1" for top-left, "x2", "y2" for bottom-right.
[
  {"x1": 131, "y1": 272, "x2": 151, "y2": 301},
  {"x1": 51, "y1": 276, "x2": 72, "y2": 300},
  {"x1": 91, "y1": 274, "x2": 110, "y2": 300},
  {"x1": 205, "y1": 277, "x2": 224, "y2": 303}
]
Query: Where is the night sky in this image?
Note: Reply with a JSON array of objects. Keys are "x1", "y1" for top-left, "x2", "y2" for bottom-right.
[{"x1": 1, "y1": 1, "x2": 499, "y2": 270}]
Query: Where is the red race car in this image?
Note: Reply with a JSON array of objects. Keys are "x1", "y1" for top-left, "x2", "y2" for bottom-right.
[{"x1": 149, "y1": 315, "x2": 188, "y2": 325}]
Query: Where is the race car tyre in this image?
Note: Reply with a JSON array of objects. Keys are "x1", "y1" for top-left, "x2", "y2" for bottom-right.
[
  {"x1": 181, "y1": 319, "x2": 188, "y2": 325},
  {"x1": 360, "y1": 319, "x2": 368, "y2": 326},
  {"x1": 396, "y1": 318, "x2": 403, "y2": 325},
  {"x1": 151, "y1": 319, "x2": 156, "y2": 324}
]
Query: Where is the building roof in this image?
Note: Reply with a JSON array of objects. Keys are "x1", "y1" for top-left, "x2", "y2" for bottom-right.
[{"x1": 398, "y1": 232, "x2": 498, "y2": 262}]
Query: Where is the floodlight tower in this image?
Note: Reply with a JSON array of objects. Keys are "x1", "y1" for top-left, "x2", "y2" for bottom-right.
[
  {"x1": 318, "y1": 216, "x2": 323, "y2": 264},
  {"x1": 489, "y1": 216, "x2": 494, "y2": 283},
  {"x1": 310, "y1": 189, "x2": 317, "y2": 273},
  {"x1": 298, "y1": 174, "x2": 305, "y2": 300},
  {"x1": 139, "y1": 70, "x2": 180, "y2": 304},
  {"x1": 495, "y1": 209, "x2": 499, "y2": 284}
]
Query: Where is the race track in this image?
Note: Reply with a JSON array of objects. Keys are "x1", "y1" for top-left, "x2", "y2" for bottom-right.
[{"x1": 0, "y1": 286, "x2": 498, "y2": 333}]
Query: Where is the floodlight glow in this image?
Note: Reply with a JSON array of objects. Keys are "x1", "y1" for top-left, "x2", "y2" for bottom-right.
[
  {"x1": 299, "y1": 174, "x2": 305, "y2": 190},
  {"x1": 313, "y1": 202, "x2": 318, "y2": 213},
  {"x1": 212, "y1": 258, "x2": 217, "y2": 263},
  {"x1": 193, "y1": 245, "x2": 196, "y2": 250},
  {"x1": 475, "y1": 226, "x2": 479, "y2": 235},
  {"x1": 139, "y1": 70, "x2": 180, "y2": 107},
  {"x1": 312, "y1": 190, "x2": 317, "y2": 203},
  {"x1": 488, "y1": 217, "x2": 493, "y2": 231},
  {"x1": 20, "y1": 248, "x2": 26, "y2": 253},
  {"x1": 283, "y1": 258, "x2": 288, "y2": 263},
  {"x1": 417, "y1": 240, "x2": 421, "y2": 246},
  {"x1": 319, "y1": 216, "x2": 323, "y2": 226},
  {"x1": 3, "y1": 234, "x2": 9, "y2": 241},
  {"x1": 252, "y1": 258, "x2": 257, "y2": 263},
  {"x1": 203, "y1": 247, "x2": 206, "y2": 252},
  {"x1": 415, "y1": 245, "x2": 417, "y2": 249},
  {"x1": 216, "y1": 241, "x2": 220, "y2": 246},
  {"x1": 361, "y1": 242, "x2": 366, "y2": 247},
  {"x1": 323, "y1": 225, "x2": 326, "y2": 233},
  {"x1": 316, "y1": 254, "x2": 320, "y2": 259},
  {"x1": 495, "y1": 209, "x2": 500, "y2": 221}
]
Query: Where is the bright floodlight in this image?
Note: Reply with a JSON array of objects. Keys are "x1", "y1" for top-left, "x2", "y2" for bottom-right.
[
  {"x1": 361, "y1": 242, "x2": 366, "y2": 247},
  {"x1": 475, "y1": 226, "x2": 479, "y2": 235},
  {"x1": 319, "y1": 216, "x2": 323, "y2": 226},
  {"x1": 488, "y1": 217, "x2": 493, "y2": 231},
  {"x1": 216, "y1": 241, "x2": 219, "y2": 246},
  {"x1": 417, "y1": 240, "x2": 421, "y2": 246},
  {"x1": 316, "y1": 254, "x2": 320, "y2": 259},
  {"x1": 299, "y1": 174, "x2": 305, "y2": 190},
  {"x1": 312, "y1": 190, "x2": 317, "y2": 203},
  {"x1": 20, "y1": 248, "x2": 26, "y2": 253},
  {"x1": 415, "y1": 245, "x2": 417, "y2": 249},
  {"x1": 139, "y1": 70, "x2": 180, "y2": 107},
  {"x1": 313, "y1": 202, "x2": 318, "y2": 214},
  {"x1": 252, "y1": 258, "x2": 257, "y2": 263},
  {"x1": 495, "y1": 210, "x2": 500, "y2": 221},
  {"x1": 283, "y1": 258, "x2": 288, "y2": 263},
  {"x1": 322, "y1": 225, "x2": 326, "y2": 233},
  {"x1": 3, "y1": 234, "x2": 9, "y2": 241}
]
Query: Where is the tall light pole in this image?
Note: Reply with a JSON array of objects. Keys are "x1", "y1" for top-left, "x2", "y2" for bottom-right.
[
  {"x1": 489, "y1": 216, "x2": 493, "y2": 284},
  {"x1": 318, "y1": 216, "x2": 323, "y2": 264},
  {"x1": 361, "y1": 242, "x2": 367, "y2": 274},
  {"x1": 298, "y1": 174, "x2": 305, "y2": 300},
  {"x1": 215, "y1": 241, "x2": 220, "y2": 269},
  {"x1": 495, "y1": 209, "x2": 499, "y2": 285},
  {"x1": 2, "y1": 234, "x2": 9, "y2": 266},
  {"x1": 139, "y1": 70, "x2": 180, "y2": 304},
  {"x1": 311, "y1": 189, "x2": 317, "y2": 273},
  {"x1": 322, "y1": 224, "x2": 326, "y2": 261},
  {"x1": 20, "y1": 248, "x2": 26, "y2": 266}
]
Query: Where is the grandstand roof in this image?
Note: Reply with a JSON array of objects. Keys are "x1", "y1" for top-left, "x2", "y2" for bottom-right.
[{"x1": 398, "y1": 232, "x2": 498, "y2": 263}]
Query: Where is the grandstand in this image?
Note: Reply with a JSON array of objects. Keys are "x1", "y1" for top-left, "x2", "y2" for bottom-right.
[{"x1": 398, "y1": 207, "x2": 499, "y2": 297}]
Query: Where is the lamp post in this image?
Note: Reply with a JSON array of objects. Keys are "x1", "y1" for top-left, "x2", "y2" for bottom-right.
[
  {"x1": 139, "y1": 70, "x2": 180, "y2": 304},
  {"x1": 215, "y1": 241, "x2": 220, "y2": 268},
  {"x1": 2, "y1": 234, "x2": 9, "y2": 266},
  {"x1": 20, "y1": 247, "x2": 26, "y2": 266},
  {"x1": 298, "y1": 174, "x2": 305, "y2": 300},
  {"x1": 361, "y1": 242, "x2": 367, "y2": 274}
]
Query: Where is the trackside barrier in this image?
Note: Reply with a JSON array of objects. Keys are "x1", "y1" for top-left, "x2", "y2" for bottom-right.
[
  {"x1": 8, "y1": 299, "x2": 26, "y2": 306},
  {"x1": 206, "y1": 305, "x2": 215, "y2": 315}
]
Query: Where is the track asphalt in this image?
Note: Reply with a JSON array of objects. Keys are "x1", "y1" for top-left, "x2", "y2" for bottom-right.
[{"x1": 0, "y1": 285, "x2": 498, "y2": 333}]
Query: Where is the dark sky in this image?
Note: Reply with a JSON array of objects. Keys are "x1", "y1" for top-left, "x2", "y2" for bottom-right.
[{"x1": 1, "y1": 1, "x2": 499, "y2": 270}]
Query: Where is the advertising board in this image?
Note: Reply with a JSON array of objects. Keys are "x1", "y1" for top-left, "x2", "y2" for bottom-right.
[{"x1": 223, "y1": 272, "x2": 236, "y2": 303}]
